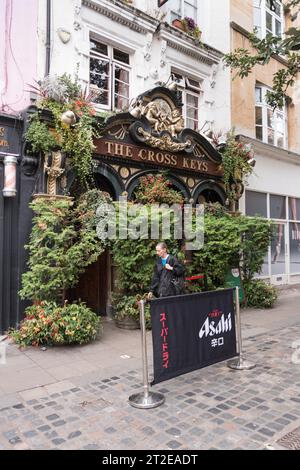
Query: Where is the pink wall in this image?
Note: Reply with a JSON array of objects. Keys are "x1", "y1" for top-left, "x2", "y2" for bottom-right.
[{"x1": 0, "y1": 0, "x2": 38, "y2": 115}]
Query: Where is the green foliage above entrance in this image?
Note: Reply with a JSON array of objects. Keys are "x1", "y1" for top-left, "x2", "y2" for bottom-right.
[{"x1": 25, "y1": 74, "x2": 101, "y2": 187}]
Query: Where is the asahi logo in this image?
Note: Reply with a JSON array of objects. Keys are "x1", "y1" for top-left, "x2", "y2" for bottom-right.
[{"x1": 199, "y1": 313, "x2": 232, "y2": 338}]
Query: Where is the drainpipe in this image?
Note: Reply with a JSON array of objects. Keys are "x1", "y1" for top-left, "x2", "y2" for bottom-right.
[{"x1": 45, "y1": 0, "x2": 51, "y2": 76}]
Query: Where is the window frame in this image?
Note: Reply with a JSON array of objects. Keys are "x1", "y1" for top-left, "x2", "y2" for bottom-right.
[
  {"x1": 169, "y1": 0, "x2": 198, "y2": 23},
  {"x1": 253, "y1": 0, "x2": 284, "y2": 39},
  {"x1": 89, "y1": 38, "x2": 131, "y2": 112},
  {"x1": 172, "y1": 70, "x2": 202, "y2": 131},
  {"x1": 245, "y1": 190, "x2": 300, "y2": 278},
  {"x1": 255, "y1": 84, "x2": 287, "y2": 149}
]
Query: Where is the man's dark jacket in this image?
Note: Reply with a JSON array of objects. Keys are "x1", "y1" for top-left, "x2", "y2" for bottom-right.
[{"x1": 150, "y1": 255, "x2": 185, "y2": 298}]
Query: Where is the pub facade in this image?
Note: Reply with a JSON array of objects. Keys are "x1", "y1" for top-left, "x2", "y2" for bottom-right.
[
  {"x1": 68, "y1": 85, "x2": 226, "y2": 318},
  {"x1": 1, "y1": 0, "x2": 231, "y2": 331}
]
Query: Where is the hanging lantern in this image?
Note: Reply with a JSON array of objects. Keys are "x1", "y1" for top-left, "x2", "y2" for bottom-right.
[{"x1": 3, "y1": 155, "x2": 18, "y2": 197}]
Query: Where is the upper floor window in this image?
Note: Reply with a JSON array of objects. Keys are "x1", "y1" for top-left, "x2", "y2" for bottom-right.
[
  {"x1": 170, "y1": 0, "x2": 198, "y2": 22},
  {"x1": 172, "y1": 72, "x2": 202, "y2": 130},
  {"x1": 253, "y1": 0, "x2": 283, "y2": 39},
  {"x1": 255, "y1": 85, "x2": 286, "y2": 148},
  {"x1": 89, "y1": 38, "x2": 130, "y2": 111}
]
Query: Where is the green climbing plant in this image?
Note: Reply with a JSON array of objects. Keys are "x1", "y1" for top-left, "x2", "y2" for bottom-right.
[{"x1": 25, "y1": 74, "x2": 101, "y2": 187}]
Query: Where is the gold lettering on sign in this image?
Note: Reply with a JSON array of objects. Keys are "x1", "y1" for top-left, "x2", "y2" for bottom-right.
[
  {"x1": 182, "y1": 157, "x2": 209, "y2": 172},
  {"x1": 138, "y1": 149, "x2": 147, "y2": 160},
  {"x1": 190, "y1": 160, "x2": 197, "y2": 171},
  {"x1": 164, "y1": 154, "x2": 171, "y2": 165},
  {"x1": 171, "y1": 155, "x2": 177, "y2": 166},
  {"x1": 183, "y1": 158, "x2": 189, "y2": 169},
  {"x1": 148, "y1": 151, "x2": 155, "y2": 162},
  {"x1": 125, "y1": 146, "x2": 133, "y2": 158},
  {"x1": 100, "y1": 141, "x2": 214, "y2": 174},
  {"x1": 156, "y1": 152, "x2": 164, "y2": 164},
  {"x1": 114, "y1": 143, "x2": 124, "y2": 156},
  {"x1": 0, "y1": 127, "x2": 9, "y2": 147},
  {"x1": 105, "y1": 141, "x2": 115, "y2": 154}
]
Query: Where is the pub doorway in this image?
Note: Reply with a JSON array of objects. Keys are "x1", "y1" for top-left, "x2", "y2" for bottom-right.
[
  {"x1": 70, "y1": 250, "x2": 112, "y2": 316},
  {"x1": 198, "y1": 188, "x2": 223, "y2": 204},
  {"x1": 68, "y1": 173, "x2": 116, "y2": 316}
]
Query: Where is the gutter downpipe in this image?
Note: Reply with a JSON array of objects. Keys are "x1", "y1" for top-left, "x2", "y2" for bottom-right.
[{"x1": 45, "y1": 0, "x2": 51, "y2": 76}]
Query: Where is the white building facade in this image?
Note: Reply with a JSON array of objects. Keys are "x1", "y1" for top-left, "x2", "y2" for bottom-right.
[{"x1": 35, "y1": 0, "x2": 232, "y2": 135}]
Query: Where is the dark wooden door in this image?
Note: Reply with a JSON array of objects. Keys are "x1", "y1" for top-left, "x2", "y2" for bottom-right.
[{"x1": 69, "y1": 250, "x2": 109, "y2": 315}]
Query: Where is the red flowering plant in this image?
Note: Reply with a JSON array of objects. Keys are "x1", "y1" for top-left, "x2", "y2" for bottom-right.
[
  {"x1": 9, "y1": 301, "x2": 101, "y2": 347},
  {"x1": 134, "y1": 174, "x2": 184, "y2": 205},
  {"x1": 25, "y1": 74, "x2": 99, "y2": 187},
  {"x1": 70, "y1": 86, "x2": 97, "y2": 118}
]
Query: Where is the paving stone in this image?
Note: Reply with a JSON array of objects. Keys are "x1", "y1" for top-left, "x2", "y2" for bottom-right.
[
  {"x1": 104, "y1": 427, "x2": 117, "y2": 434},
  {"x1": 37, "y1": 425, "x2": 51, "y2": 432},
  {"x1": 8, "y1": 436, "x2": 22, "y2": 445},
  {"x1": 23, "y1": 430, "x2": 38, "y2": 438},
  {"x1": 166, "y1": 440, "x2": 182, "y2": 449},
  {"x1": 52, "y1": 420, "x2": 66, "y2": 427},
  {"x1": 282, "y1": 413, "x2": 298, "y2": 421},
  {"x1": 166, "y1": 427, "x2": 181, "y2": 437},
  {"x1": 68, "y1": 431, "x2": 82, "y2": 439},
  {"x1": 52, "y1": 438, "x2": 65, "y2": 445},
  {"x1": 258, "y1": 427, "x2": 275, "y2": 437}
]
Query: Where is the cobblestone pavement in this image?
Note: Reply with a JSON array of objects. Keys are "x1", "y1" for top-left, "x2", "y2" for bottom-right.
[{"x1": 1, "y1": 320, "x2": 300, "y2": 450}]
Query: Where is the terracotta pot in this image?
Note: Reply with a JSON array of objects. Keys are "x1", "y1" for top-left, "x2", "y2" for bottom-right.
[{"x1": 172, "y1": 19, "x2": 185, "y2": 31}]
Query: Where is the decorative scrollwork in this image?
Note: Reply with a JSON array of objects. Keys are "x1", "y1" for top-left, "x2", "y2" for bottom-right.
[
  {"x1": 137, "y1": 127, "x2": 191, "y2": 152},
  {"x1": 140, "y1": 100, "x2": 184, "y2": 137},
  {"x1": 44, "y1": 151, "x2": 65, "y2": 195},
  {"x1": 108, "y1": 125, "x2": 128, "y2": 141}
]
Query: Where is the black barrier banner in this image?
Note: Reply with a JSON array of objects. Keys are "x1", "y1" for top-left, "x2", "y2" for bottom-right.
[{"x1": 150, "y1": 289, "x2": 237, "y2": 384}]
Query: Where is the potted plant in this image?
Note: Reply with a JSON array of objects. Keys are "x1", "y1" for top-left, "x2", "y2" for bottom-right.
[
  {"x1": 172, "y1": 18, "x2": 185, "y2": 31},
  {"x1": 181, "y1": 17, "x2": 202, "y2": 40},
  {"x1": 113, "y1": 294, "x2": 141, "y2": 330},
  {"x1": 172, "y1": 17, "x2": 202, "y2": 42}
]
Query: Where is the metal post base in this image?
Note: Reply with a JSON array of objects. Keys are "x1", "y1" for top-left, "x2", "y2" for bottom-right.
[
  {"x1": 129, "y1": 391, "x2": 165, "y2": 409},
  {"x1": 227, "y1": 356, "x2": 256, "y2": 370}
]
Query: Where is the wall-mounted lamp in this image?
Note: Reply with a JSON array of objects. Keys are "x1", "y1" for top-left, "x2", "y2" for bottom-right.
[
  {"x1": 2, "y1": 155, "x2": 18, "y2": 197},
  {"x1": 165, "y1": 74, "x2": 178, "y2": 91}
]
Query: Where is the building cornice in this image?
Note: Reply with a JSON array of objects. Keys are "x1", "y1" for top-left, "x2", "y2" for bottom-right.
[
  {"x1": 158, "y1": 23, "x2": 222, "y2": 66},
  {"x1": 230, "y1": 21, "x2": 289, "y2": 67},
  {"x1": 237, "y1": 135, "x2": 300, "y2": 165},
  {"x1": 82, "y1": 0, "x2": 159, "y2": 34}
]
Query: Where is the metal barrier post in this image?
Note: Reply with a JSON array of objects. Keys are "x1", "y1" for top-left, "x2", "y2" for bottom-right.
[
  {"x1": 227, "y1": 287, "x2": 256, "y2": 370},
  {"x1": 128, "y1": 300, "x2": 165, "y2": 409}
]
